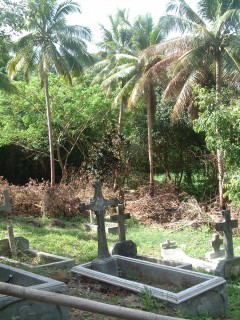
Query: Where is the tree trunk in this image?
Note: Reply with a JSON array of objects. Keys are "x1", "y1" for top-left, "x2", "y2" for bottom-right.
[
  {"x1": 45, "y1": 74, "x2": 56, "y2": 186},
  {"x1": 146, "y1": 84, "x2": 154, "y2": 196},
  {"x1": 114, "y1": 90, "x2": 127, "y2": 192},
  {"x1": 56, "y1": 140, "x2": 66, "y2": 182},
  {"x1": 215, "y1": 55, "x2": 225, "y2": 209}
]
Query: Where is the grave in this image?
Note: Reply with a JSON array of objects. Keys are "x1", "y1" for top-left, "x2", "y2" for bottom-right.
[
  {"x1": 0, "y1": 189, "x2": 11, "y2": 213},
  {"x1": 109, "y1": 207, "x2": 191, "y2": 269},
  {"x1": 110, "y1": 203, "x2": 138, "y2": 257},
  {"x1": 73, "y1": 182, "x2": 227, "y2": 317},
  {"x1": 79, "y1": 181, "x2": 119, "y2": 275},
  {"x1": 205, "y1": 233, "x2": 225, "y2": 260},
  {"x1": 0, "y1": 244, "x2": 75, "y2": 270},
  {"x1": 0, "y1": 190, "x2": 75, "y2": 269},
  {"x1": 214, "y1": 209, "x2": 240, "y2": 278},
  {"x1": 161, "y1": 210, "x2": 240, "y2": 279},
  {"x1": 72, "y1": 255, "x2": 227, "y2": 318},
  {"x1": 84, "y1": 198, "x2": 119, "y2": 234},
  {"x1": 161, "y1": 240, "x2": 217, "y2": 273},
  {"x1": 0, "y1": 263, "x2": 68, "y2": 319}
]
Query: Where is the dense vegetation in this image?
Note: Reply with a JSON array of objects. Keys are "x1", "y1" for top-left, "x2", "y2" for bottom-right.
[{"x1": 0, "y1": 0, "x2": 240, "y2": 208}]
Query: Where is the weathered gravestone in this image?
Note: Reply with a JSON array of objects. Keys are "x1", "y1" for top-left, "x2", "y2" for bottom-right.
[
  {"x1": 79, "y1": 181, "x2": 119, "y2": 275},
  {"x1": 111, "y1": 204, "x2": 130, "y2": 242},
  {"x1": 0, "y1": 190, "x2": 74, "y2": 269},
  {"x1": 0, "y1": 191, "x2": 69, "y2": 319},
  {"x1": 84, "y1": 197, "x2": 119, "y2": 234},
  {"x1": 0, "y1": 189, "x2": 18, "y2": 257},
  {"x1": 215, "y1": 209, "x2": 237, "y2": 259},
  {"x1": 214, "y1": 209, "x2": 240, "y2": 278},
  {"x1": 205, "y1": 233, "x2": 225, "y2": 260},
  {"x1": 0, "y1": 189, "x2": 11, "y2": 213},
  {"x1": 110, "y1": 203, "x2": 137, "y2": 257}
]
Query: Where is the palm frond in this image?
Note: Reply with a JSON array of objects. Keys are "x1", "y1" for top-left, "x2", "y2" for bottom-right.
[
  {"x1": 128, "y1": 77, "x2": 145, "y2": 109},
  {"x1": 101, "y1": 65, "x2": 136, "y2": 90},
  {"x1": 198, "y1": 0, "x2": 221, "y2": 21},
  {"x1": 53, "y1": 0, "x2": 81, "y2": 23},
  {"x1": 171, "y1": 69, "x2": 208, "y2": 120},
  {"x1": 63, "y1": 25, "x2": 92, "y2": 42},
  {"x1": 166, "y1": 0, "x2": 205, "y2": 26},
  {"x1": 112, "y1": 76, "x2": 135, "y2": 107},
  {"x1": 162, "y1": 69, "x2": 189, "y2": 100}
]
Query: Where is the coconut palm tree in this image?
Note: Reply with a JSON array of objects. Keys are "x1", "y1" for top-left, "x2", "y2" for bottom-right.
[
  {"x1": 93, "y1": 12, "x2": 165, "y2": 195},
  {"x1": 153, "y1": 0, "x2": 240, "y2": 207},
  {"x1": 7, "y1": 0, "x2": 92, "y2": 186}
]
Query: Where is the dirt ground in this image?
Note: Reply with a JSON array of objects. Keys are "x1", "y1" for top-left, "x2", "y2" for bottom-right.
[{"x1": 68, "y1": 276, "x2": 143, "y2": 320}]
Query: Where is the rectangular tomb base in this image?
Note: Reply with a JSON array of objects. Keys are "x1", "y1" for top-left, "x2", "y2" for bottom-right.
[
  {"x1": 0, "y1": 263, "x2": 68, "y2": 320},
  {"x1": 136, "y1": 254, "x2": 192, "y2": 270},
  {"x1": 71, "y1": 255, "x2": 227, "y2": 318},
  {"x1": 0, "y1": 249, "x2": 75, "y2": 269},
  {"x1": 91, "y1": 256, "x2": 118, "y2": 276},
  {"x1": 84, "y1": 222, "x2": 119, "y2": 234}
]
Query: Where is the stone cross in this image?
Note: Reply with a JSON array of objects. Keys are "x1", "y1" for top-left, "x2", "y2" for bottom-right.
[
  {"x1": 210, "y1": 233, "x2": 223, "y2": 253},
  {"x1": 88, "y1": 199, "x2": 95, "y2": 224},
  {"x1": 110, "y1": 204, "x2": 130, "y2": 241},
  {"x1": 0, "y1": 190, "x2": 11, "y2": 213},
  {"x1": 79, "y1": 181, "x2": 118, "y2": 259},
  {"x1": 161, "y1": 240, "x2": 176, "y2": 249},
  {"x1": 216, "y1": 210, "x2": 238, "y2": 259}
]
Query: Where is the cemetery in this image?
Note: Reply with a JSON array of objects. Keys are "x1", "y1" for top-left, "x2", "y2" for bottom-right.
[
  {"x1": 0, "y1": 183, "x2": 240, "y2": 320},
  {"x1": 0, "y1": 0, "x2": 240, "y2": 319}
]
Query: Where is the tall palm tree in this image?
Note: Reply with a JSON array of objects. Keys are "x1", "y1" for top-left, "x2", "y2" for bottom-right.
[
  {"x1": 93, "y1": 12, "x2": 165, "y2": 195},
  {"x1": 7, "y1": 0, "x2": 92, "y2": 186},
  {"x1": 153, "y1": 0, "x2": 240, "y2": 207}
]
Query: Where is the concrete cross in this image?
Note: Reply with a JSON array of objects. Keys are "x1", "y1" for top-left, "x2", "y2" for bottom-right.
[
  {"x1": 216, "y1": 210, "x2": 238, "y2": 259},
  {"x1": 87, "y1": 199, "x2": 95, "y2": 224},
  {"x1": 0, "y1": 190, "x2": 11, "y2": 213},
  {"x1": 79, "y1": 181, "x2": 118, "y2": 259},
  {"x1": 210, "y1": 233, "x2": 223, "y2": 253},
  {"x1": 110, "y1": 204, "x2": 130, "y2": 241}
]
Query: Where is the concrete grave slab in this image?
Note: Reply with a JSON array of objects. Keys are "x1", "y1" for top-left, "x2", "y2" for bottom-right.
[
  {"x1": 136, "y1": 255, "x2": 192, "y2": 270},
  {"x1": 161, "y1": 246, "x2": 217, "y2": 273},
  {"x1": 0, "y1": 236, "x2": 29, "y2": 255},
  {"x1": 0, "y1": 263, "x2": 68, "y2": 319},
  {"x1": 0, "y1": 249, "x2": 75, "y2": 270},
  {"x1": 84, "y1": 222, "x2": 119, "y2": 234},
  {"x1": 215, "y1": 257, "x2": 240, "y2": 279},
  {"x1": 71, "y1": 255, "x2": 227, "y2": 318}
]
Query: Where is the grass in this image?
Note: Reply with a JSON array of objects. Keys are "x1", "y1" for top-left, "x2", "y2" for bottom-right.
[{"x1": 0, "y1": 215, "x2": 240, "y2": 319}]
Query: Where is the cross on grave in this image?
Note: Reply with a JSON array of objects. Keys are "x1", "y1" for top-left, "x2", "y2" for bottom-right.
[
  {"x1": 0, "y1": 189, "x2": 11, "y2": 213},
  {"x1": 79, "y1": 181, "x2": 118, "y2": 259},
  {"x1": 88, "y1": 199, "x2": 95, "y2": 224},
  {"x1": 110, "y1": 204, "x2": 130, "y2": 242},
  {"x1": 216, "y1": 210, "x2": 238, "y2": 259},
  {"x1": 210, "y1": 233, "x2": 223, "y2": 253}
]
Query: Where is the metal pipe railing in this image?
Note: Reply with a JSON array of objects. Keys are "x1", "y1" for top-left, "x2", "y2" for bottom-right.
[{"x1": 0, "y1": 282, "x2": 188, "y2": 320}]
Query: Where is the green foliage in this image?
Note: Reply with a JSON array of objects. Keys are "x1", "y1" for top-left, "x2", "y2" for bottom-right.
[
  {"x1": 140, "y1": 286, "x2": 164, "y2": 312},
  {"x1": 153, "y1": 101, "x2": 206, "y2": 183},
  {"x1": 193, "y1": 86, "x2": 240, "y2": 204},
  {"x1": 86, "y1": 121, "x2": 130, "y2": 184},
  {"x1": 0, "y1": 73, "x2": 113, "y2": 179}
]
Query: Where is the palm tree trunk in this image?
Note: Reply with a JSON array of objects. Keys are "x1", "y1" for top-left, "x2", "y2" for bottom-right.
[
  {"x1": 216, "y1": 54, "x2": 225, "y2": 209},
  {"x1": 146, "y1": 83, "x2": 154, "y2": 196},
  {"x1": 45, "y1": 74, "x2": 56, "y2": 186}
]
